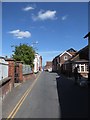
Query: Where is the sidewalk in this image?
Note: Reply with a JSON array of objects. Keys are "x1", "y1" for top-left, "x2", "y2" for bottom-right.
[
  {"x1": 67, "y1": 76, "x2": 87, "y2": 80},
  {"x1": 2, "y1": 72, "x2": 40, "y2": 118},
  {"x1": 56, "y1": 74, "x2": 88, "y2": 118},
  {"x1": 67, "y1": 76, "x2": 88, "y2": 87}
]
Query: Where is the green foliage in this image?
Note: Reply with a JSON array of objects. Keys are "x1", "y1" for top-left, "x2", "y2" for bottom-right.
[{"x1": 13, "y1": 44, "x2": 35, "y2": 66}]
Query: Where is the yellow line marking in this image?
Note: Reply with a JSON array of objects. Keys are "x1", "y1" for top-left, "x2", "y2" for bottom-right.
[
  {"x1": 6, "y1": 72, "x2": 41, "y2": 120},
  {"x1": 11, "y1": 73, "x2": 41, "y2": 119},
  {"x1": 6, "y1": 88, "x2": 30, "y2": 119}
]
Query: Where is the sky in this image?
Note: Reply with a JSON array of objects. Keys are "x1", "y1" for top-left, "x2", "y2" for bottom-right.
[{"x1": 2, "y1": 2, "x2": 88, "y2": 66}]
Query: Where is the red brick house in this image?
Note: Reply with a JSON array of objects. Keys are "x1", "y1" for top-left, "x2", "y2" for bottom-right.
[
  {"x1": 52, "y1": 55, "x2": 59, "y2": 72},
  {"x1": 44, "y1": 61, "x2": 52, "y2": 72},
  {"x1": 52, "y1": 48, "x2": 77, "y2": 73},
  {"x1": 62, "y1": 45, "x2": 89, "y2": 78}
]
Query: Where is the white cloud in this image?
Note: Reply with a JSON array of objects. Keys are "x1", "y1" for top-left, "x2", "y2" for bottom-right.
[
  {"x1": 32, "y1": 10, "x2": 57, "y2": 21},
  {"x1": 23, "y1": 6, "x2": 35, "y2": 11},
  {"x1": 9, "y1": 29, "x2": 31, "y2": 39},
  {"x1": 62, "y1": 15, "x2": 68, "y2": 21}
]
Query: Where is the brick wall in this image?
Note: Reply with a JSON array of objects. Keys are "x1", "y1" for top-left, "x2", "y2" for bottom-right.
[
  {"x1": 1, "y1": 59, "x2": 15, "y2": 100},
  {"x1": 2, "y1": 77, "x2": 12, "y2": 100},
  {"x1": 60, "y1": 53, "x2": 72, "y2": 65},
  {"x1": 15, "y1": 62, "x2": 34, "y2": 82},
  {"x1": 23, "y1": 73, "x2": 35, "y2": 82},
  {"x1": 18, "y1": 62, "x2": 23, "y2": 82},
  {"x1": 6, "y1": 59, "x2": 15, "y2": 87},
  {"x1": 1, "y1": 59, "x2": 36, "y2": 100}
]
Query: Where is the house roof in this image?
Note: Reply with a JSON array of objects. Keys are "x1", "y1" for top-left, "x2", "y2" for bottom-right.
[
  {"x1": 79, "y1": 45, "x2": 88, "y2": 60},
  {"x1": 66, "y1": 48, "x2": 77, "y2": 56},
  {"x1": 73, "y1": 60, "x2": 88, "y2": 62},
  {"x1": 68, "y1": 54, "x2": 79, "y2": 61},
  {"x1": 52, "y1": 48, "x2": 76, "y2": 61},
  {"x1": 65, "y1": 45, "x2": 88, "y2": 62},
  {"x1": 67, "y1": 48, "x2": 77, "y2": 53},
  {"x1": 65, "y1": 59, "x2": 88, "y2": 64},
  {"x1": 60, "y1": 51, "x2": 72, "y2": 57},
  {"x1": 84, "y1": 32, "x2": 90, "y2": 38}
]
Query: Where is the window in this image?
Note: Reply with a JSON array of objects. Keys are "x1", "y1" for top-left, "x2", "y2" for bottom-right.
[
  {"x1": 85, "y1": 64, "x2": 89, "y2": 72},
  {"x1": 72, "y1": 64, "x2": 88, "y2": 73},
  {"x1": 81, "y1": 65, "x2": 84, "y2": 72},
  {"x1": 78, "y1": 65, "x2": 80, "y2": 72},
  {"x1": 64, "y1": 56, "x2": 68, "y2": 61},
  {"x1": 78, "y1": 64, "x2": 87, "y2": 72},
  {"x1": 69, "y1": 49, "x2": 74, "y2": 52}
]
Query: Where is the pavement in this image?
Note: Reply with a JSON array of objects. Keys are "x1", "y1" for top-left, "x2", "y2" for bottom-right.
[
  {"x1": 67, "y1": 76, "x2": 88, "y2": 87},
  {"x1": 56, "y1": 74, "x2": 88, "y2": 118}
]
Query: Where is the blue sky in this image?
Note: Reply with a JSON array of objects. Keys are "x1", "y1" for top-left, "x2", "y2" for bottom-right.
[{"x1": 2, "y1": 2, "x2": 88, "y2": 65}]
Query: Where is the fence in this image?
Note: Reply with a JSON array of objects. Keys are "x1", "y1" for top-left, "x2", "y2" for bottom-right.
[
  {"x1": 22, "y1": 64, "x2": 32, "y2": 75},
  {"x1": 0, "y1": 58, "x2": 8, "y2": 80}
]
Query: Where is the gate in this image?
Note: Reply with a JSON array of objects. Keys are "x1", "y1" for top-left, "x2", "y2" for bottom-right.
[{"x1": 14, "y1": 63, "x2": 19, "y2": 83}]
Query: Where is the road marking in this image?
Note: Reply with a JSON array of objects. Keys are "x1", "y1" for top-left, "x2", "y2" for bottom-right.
[{"x1": 6, "y1": 72, "x2": 41, "y2": 120}]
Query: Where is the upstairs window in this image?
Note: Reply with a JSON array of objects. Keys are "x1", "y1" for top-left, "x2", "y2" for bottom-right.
[{"x1": 64, "y1": 56, "x2": 68, "y2": 61}]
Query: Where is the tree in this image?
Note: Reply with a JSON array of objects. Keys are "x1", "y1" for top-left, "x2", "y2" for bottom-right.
[{"x1": 12, "y1": 44, "x2": 35, "y2": 67}]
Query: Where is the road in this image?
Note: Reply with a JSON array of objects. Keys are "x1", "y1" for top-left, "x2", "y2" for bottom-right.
[
  {"x1": 2, "y1": 72, "x2": 60, "y2": 118},
  {"x1": 2, "y1": 71, "x2": 88, "y2": 119}
]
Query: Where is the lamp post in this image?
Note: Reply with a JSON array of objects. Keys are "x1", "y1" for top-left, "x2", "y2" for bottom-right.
[{"x1": 84, "y1": 32, "x2": 90, "y2": 82}]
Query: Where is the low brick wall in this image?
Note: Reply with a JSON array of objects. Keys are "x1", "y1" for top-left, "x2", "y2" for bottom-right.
[
  {"x1": 23, "y1": 73, "x2": 36, "y2": 82},
  {"x1": 0, "y1": 77, "x2": 14, "y2": 100}
]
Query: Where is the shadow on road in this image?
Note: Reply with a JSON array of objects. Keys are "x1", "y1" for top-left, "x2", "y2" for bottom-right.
[{"x1": 56, "y1": 75, "x2": 88, "y2": 118}]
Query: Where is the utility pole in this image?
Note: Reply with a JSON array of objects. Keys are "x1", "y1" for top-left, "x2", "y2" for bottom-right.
[{"x1": 31, "y1": 41, "x2": 38, "y2": 52}]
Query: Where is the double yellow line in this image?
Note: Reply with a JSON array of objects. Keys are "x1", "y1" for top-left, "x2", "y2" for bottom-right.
[{"x1": 6, "y1": 72, "x2": 41, "y2": 120}]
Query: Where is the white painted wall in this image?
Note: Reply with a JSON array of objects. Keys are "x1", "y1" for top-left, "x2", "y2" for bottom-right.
[{"x1": 33, "y1": 53, "x2": 41, "y2": 73}]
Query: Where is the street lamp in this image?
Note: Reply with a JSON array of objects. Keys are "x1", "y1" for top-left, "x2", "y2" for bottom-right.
[{"x1": 84, "y1": 32, "x2": 90, "y2": 82}]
